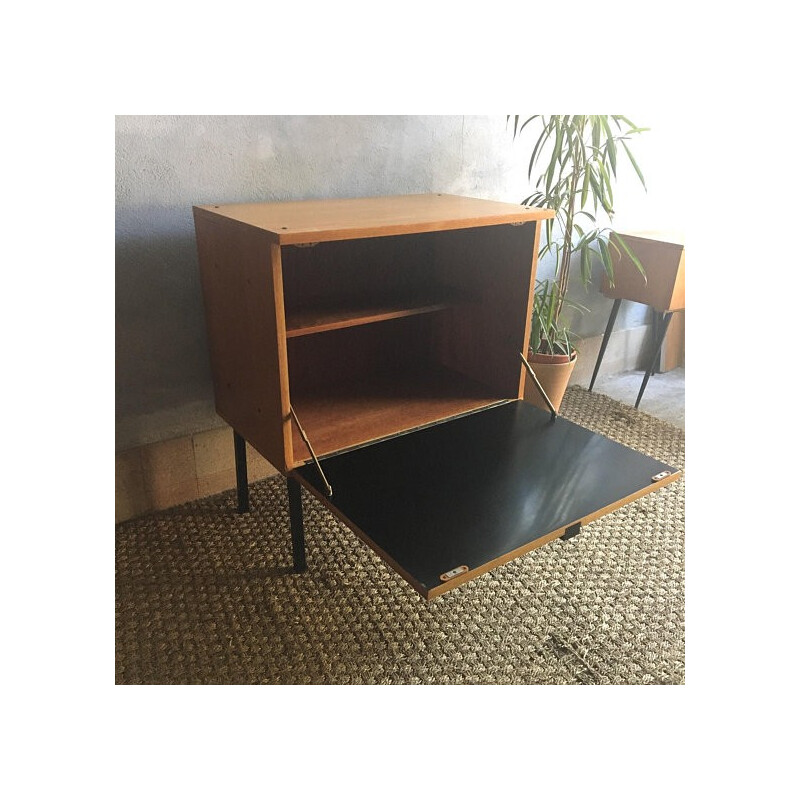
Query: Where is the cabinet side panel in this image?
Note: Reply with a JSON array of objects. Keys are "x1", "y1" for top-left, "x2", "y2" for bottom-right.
[
  {"x1": 432, "y1": 223, "x2": 539, "y2": 398},
  {"x1": 667, "y1": 249, "x2": 685, "y2": 312},
  {"x1": 193, "y1": 211, "x2": 289, "y2": 471}
]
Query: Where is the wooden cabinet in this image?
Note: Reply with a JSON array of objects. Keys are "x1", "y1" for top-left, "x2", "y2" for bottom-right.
[
  {"x1": 601, "y1": 230, "x2": 686, "y2": 374},
  {"x1": 601, "y1": 231, "x2": 685, "y2": 313},
  {"x1": 193, "y1": 194, "x2": 546, "y2": 471},
  {"x1": 590, "y1": 231, "x2": 685, "y2": 404},
  {"x1": 194, "y1": 194, "x2": 679, "y2": 599}
]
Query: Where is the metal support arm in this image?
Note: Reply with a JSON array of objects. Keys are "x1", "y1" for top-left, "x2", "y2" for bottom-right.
[
  {"x1": 519, "y1": 352, "x2": 557, "y2": 421},
  {"x1": 289, "y1": 406, "x2": 333, "y2": 497}
]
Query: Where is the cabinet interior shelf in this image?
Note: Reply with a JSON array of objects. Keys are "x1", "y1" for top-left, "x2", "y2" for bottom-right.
[
  {"x1": 290, "y1": 362, "x2": 503, "y2": 463},
  {"x1": 285, "y1": 296, "x2": 453, "y2": 338}
]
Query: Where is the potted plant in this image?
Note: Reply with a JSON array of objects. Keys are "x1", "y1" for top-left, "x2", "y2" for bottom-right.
[
  {"x1": 526, "y1": 278, "x2": 588, "y2": 410},
  {"x1": 511, "y1": 115, "x2": 647, "y2": 411}
]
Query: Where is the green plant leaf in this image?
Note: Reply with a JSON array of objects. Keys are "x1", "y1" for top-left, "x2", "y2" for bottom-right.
[
  {"x1": 580, "y1": 246, "x2": 591, "y2": 284},
  {"x1": 522, "y1": 191, "x2": 546, "y2": 207},
  {"x1": 514, "y1": 115, "x2": 647, "y2": 333},
  {"x1": 595, "y1": 160, "x2": 614, "y2": 213},
  {"x1": 621, "y1": 139, "x2": 647, "y2": 190},
  {"x1": 580, "y1": 163, "x2": 591, "y2": 209},
  {"x1": 588, "y1": 169, "x2": 602, "y2": 211},
  {"x1": 591, "y1": 116, "x2": 601, "y2": 150},
  {"x1": 600, "y1": 116, "x2": 617, "y2": 176},
  {"x1": 597, "y1": 237, "x2": 614, "y2": 287},
  {"x1": 574, "y1": 229, "x2": 598, "y2": 250},
  {"x1": 530, "y1": 120, "x2": 554, "y2": 179},
  {"x1": 611, "y1": 232, "x2": 647, "y2": 280},
  {"x1": 544, "y1": 120, "x2": 562, "y2": 196}
]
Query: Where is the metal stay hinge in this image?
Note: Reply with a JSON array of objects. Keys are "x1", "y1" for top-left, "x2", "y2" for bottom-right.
[
  {"x1": 294, "y1": 242, "x2": 319, "y2": 248},
  {"x1": 519, "y1": 351, "x2": 557, "y2": 421},
  {"x1": 289, "y1": 406, "x2": 333, "y2": 497},
  {"x1": 509, "y1": 221, "x2": 530, "y2": 227}
]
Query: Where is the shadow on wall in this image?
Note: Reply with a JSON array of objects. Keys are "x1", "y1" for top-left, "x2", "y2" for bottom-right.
[{"x1": 115, "y1": 206, "x2": 214, "y2": 425}]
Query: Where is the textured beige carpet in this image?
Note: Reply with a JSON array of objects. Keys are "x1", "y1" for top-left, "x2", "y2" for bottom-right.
[{"x1": 115, "y1": 387, "x2": 685, "y2": 685}]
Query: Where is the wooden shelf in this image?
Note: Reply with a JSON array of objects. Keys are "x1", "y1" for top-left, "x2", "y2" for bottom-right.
[
  {"x1": 289, "y1": 363, "x2": 504, "y2": 464},
  {"x1": 285, "y1": 297, "x2": 451, "y2": 338}
]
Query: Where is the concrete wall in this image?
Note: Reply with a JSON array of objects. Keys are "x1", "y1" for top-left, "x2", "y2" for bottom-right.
[{"x1": 116, "y1": 115, "x2": 675, "y2": 452}]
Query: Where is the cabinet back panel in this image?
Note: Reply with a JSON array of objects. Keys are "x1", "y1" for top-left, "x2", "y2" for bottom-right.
[
  {"x1": 286, "y1": 317, "x2": 504, "y2": 462},
  {"x1": 430, "y1": 223, "x2": 539, "y2": 397},
  {"x1": 282, "y1": 235, "x2": 439, "y2": 315},
  {"x1": 286, "y1": 315, "x2": 435, "y2": 393}
]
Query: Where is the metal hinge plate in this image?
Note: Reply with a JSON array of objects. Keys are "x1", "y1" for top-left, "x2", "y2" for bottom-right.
[{"x1": 440, "y1": 565, "x2": 469, "y2": 582}]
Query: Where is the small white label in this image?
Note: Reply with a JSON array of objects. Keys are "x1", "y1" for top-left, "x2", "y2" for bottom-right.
[
  {"x1": 440, "y1": 565, "x2": 468, "y2": 582},
  {"x1": 652, "y1": 471, "x2": 671, "y2": 482}
]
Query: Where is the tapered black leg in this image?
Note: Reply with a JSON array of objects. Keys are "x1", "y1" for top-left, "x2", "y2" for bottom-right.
[
  {"x1": 589, "y1": 298, "x2": 622, "y2": 392},
  {"x1": 287, "y1": 477, "x2": 307, "y2": 573},
  {"x1": 635, "y1": 311, "x2": 674, "y2": 408},
  {"x1": 233, "y1": 430, "x2": 249, "y2": 513}
]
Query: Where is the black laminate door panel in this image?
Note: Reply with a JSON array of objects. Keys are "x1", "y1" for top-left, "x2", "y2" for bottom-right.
[{"x1": 295, "y1": 401, "x2": 677, "y2": 597}]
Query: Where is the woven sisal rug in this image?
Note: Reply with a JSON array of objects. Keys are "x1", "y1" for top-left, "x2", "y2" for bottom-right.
[{"x1": 115, "y1": 387, "x2": 685, "y2": 685}]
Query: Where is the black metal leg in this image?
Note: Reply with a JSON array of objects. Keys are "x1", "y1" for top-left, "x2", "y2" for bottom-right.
[
  {"x1": 287, "y1": 477, "x2": 307, "y2": 574},
  {"x1": 589, "y1": 298, "x2": 621, "y2": 392},
  {"x1": 635, "y1": 311, "x2": 674, "y2": 409},
  {"x1": 233, "y1": 431, "x2": 249, "y2": 513}
]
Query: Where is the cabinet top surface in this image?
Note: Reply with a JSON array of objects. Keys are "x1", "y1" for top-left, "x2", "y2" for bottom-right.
[{"x1": 193, "y1": 193, "x2": 553, "y2": 244}]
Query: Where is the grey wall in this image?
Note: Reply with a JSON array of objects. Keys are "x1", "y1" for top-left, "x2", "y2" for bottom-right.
[{"x1": 116, "y1": 115, "x2": 664, "y2": 450}]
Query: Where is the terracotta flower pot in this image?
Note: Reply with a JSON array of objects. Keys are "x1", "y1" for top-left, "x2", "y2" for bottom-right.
[{"x1": 524, "y1": 348, "x2": 577, "y2": 413}]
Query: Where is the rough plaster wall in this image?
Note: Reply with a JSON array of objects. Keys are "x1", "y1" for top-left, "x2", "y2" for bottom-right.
[{"x1": 115, "y1": 115, "x2": 661, "y2": 450}]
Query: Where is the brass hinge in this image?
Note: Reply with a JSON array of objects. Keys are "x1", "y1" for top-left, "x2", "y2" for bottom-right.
[{"x1": 440, "y1": 565, "x2": 468, "y2": 582}]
